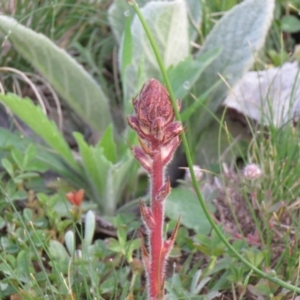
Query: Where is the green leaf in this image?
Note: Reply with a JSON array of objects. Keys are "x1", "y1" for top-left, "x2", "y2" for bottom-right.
[
  {"x1": 180, "y1": 80, "x2": 221, "y2": 121},
  {"x1": 12, "y1": 191, "x2": 28, "y2": 201},
  {"x1": 106, "y1": 153, "x2": 136, "y2": 214},
  {"x1": 0, "y1": 93, "x2": 78, "y2": 170},
  {"x1": 107, "y1": 238, "x2": 122, "y2": 253},
  {"x1": 11, "y1": 148, "x2": 23, "y2": 170},
  {"x1": 1, "y1": 158, "x2": 14, "y2": 178},
  {"x1": 281, "y1": 15, "x2": 300, "y2": 33},
  {"x1": 0, "y1": 237, "x2": 19, "y2": 254},
  {"x1": 165, "y1": 187, "x2": 212, "y2": 234},
  {"x1": 84, "y1": 210, "x2": 96, "y2": 247},
  {"x1": 168, "y1": 49, "x2": 221, "y2": 100},
  {"x1": 109, "y1": 0, "x2": 201, "y2": 44},
  {"x1": 14, "y1": 172, "x2": 39, "y2": 181},
  {"x1": 22, "y1": 144, "x2": 36, "y2": 170},
  {"x1": 74, "y1": 132, "x2": 135, "y2": 215},
  {"x1": 244, "y1": 249, "x2": 265, "y2": 268},
  {"x1": 48, "y1": 240, "x2": 70, "y2": 261},
  {"x1": 117, "y1": 227, "x2": 127, "y2": 249},
  {"x1": 97, "y1": 125, "x2": 117, "y2": 163},
  {"x1": 0, "y1": 16, "x2": 111, "y2": 131},
  {"x1": 193, "y1": 0, "x2": 275, "y2": 133},
  {"x1": 0, "y1": 127, "x2": 86, "y2": 189},
  {"x1": 16, "y1": 250, "x2": 31, "y2": 282},
  {"x1": 121, "y1": 15, "x2": 133, "y2": 77},
  {"x1": 121, "y1": 0, "x2": 190, "y2": 105},
  {"x1": 65, "y1": 230, "x2": 75, "y2": 255},
  {"x1": 108, "y1": 0, "x2": 136, "y2": 43},
  {"x1": 185, "y1": 0, "x2": 202, "y2": 40},
  {"x1": 74, "y1": 132, "x2": 112, "y2": 212},
  {"x1": 23, "y1": 208, "x2": 33, "y2": 222},
  {"x1": 126, "y1": 238, "x2": 141, "y2": 262}
]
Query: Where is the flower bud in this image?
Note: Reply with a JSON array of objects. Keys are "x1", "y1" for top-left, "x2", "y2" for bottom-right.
[
  {"x1": 66, "y1": 189, "x2": 84, "y2": 206},
  {"x1": 128, "y1": 78, "x2": 182, "y2": 144},
  {"x1": 243, "y1": 164, "x2": 262, "y2": 180},
  {"x1": 134, "y1": 78, "x2": 174, "y2": 127}
]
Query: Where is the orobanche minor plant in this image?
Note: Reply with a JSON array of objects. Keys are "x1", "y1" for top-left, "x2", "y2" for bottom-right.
[
  {"x1": 127, "y1": 78, "x2": 182, "y2": 299},
  {"x1": 127, "y1": 0, "x2": 300, "y2": 296}
]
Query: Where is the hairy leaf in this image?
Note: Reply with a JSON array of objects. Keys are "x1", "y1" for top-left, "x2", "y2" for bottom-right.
[
  {"x1": 84, "y1": 210, "x2": 96, "y2": 247},
  {"x1": 193, "y1": 0, "x2": 275, "y2": 133},
  {"x1": 0, "y1": 16, "x2": 111, "y2": 131},
  {"x1": 120, "y1": 0, "x2": 190, "y2": 107},
  {"x1": 109, "y1": 0, "x2": 201, "y2": 44},
  {"x1": 0, "y1": 127, "x2": 86, "y2": 189},
  {"x1": 74, "y1": 132, "x2": 135, "y2": 215},
  {"x1": 168, "y1": 48, "x2": 221, "y2": 100},
  {"x1": 97, "y1": 124, "x2": 117, "y2": 164},
  {"x1": 0, "y1": 93, "x2": 78, "y2": 170},
  {"x1": 74, "y1": 132, "x2": 110, "y2": 212}
]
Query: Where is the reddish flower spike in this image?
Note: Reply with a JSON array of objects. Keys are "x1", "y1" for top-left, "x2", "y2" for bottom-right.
[
  {"x1": 66, "y1": 189, "x2": 85, "y2": 206},
  {"x1": 127, "y1": 78, "x2": 183, "y2": 299}
]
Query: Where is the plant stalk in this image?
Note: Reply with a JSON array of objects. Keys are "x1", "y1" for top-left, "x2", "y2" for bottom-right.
[
  {"x1": 127, "y1": 78, "x2": 182, "y2": 299},
  {"x1": 149, "y1": 148, "x2": 164, "y2": 298},
  {"x1": 128, "y1": 0, "x2": 300, "y2": 294}
]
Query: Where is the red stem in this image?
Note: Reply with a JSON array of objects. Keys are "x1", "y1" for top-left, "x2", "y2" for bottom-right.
[{"x1": 148, "y1": 145, "x2": 165, "y2": 299}]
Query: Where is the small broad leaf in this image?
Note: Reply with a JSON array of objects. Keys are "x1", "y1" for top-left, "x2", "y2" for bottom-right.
[
  {"x1": 127, "y1": 238, "x2": 141, "y2": 254},
  {"x1": 117, "y1": 227, "x2": 127, "y2": 249},
  {"x1": 165, "y1": 187, "x2": 213, "y2": 234},
  {"x1": 16, "y1": 250, "x2": 31, "y2": 282},
  {"x1": 11, "y1": 148, "x2": 23, "y2": 170},
  {"x1": 22, "y1": 144, "x2": 36, "y2": 170},
  {"x1": 281, "y1": 15, "x2": 300, "y2": 33},
  {"x1": 244, "y1": 249, "x2": 265, "y2": 268},
  {"x1": 23, "y1": 208, "x2": 33, "y2": 222},
  {"x1": 48, "y1": 240, "x2": 70, "y2": 261},
  {"x1": 0, "y1": 16, "x2": 111, "y2": 131},
  {"x1": 2, "y1": 158, "x2": 14, "y2": 178},
  {"x1": 107, "y1": 238, "x2": 122, "y2": 253},
  {"x1": 9, "y1": 190, "x2": 28, "y2": 202},
  {"x1": 0, "y1": 94, "x2": 78, "y2": 170}
]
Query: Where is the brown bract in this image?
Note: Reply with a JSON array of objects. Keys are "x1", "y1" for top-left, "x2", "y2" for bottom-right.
[{"x1": 127, "y1": 78, "x2": 182, "y2": 146}]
